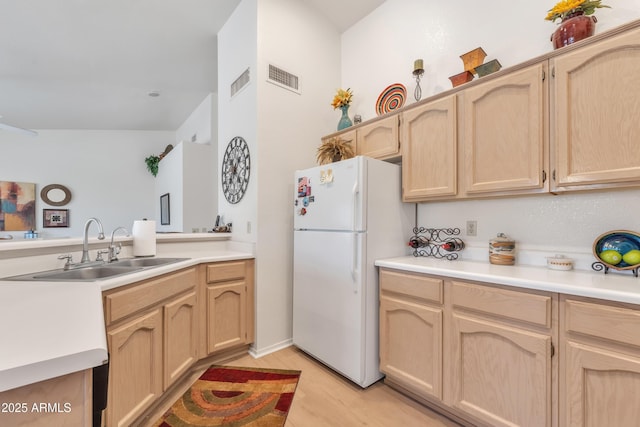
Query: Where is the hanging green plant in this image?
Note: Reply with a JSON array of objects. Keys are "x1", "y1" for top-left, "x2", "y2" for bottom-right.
[
  {"x1": 144, "y1": 145, "x2": 173, "y2": 177},
  {"x1": 145, "y1": 155, "x2": 160, "y2": 177}
]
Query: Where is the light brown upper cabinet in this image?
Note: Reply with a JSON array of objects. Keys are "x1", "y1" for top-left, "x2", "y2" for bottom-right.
[
  {"x1": 461, "y1": 62, "x2": 549, "y2": 197},
  {"x1": 356, "y1": 114, "x2": 401, "y2": 160},
  {"x1": 551, "y1": 26, "x2": 640, "y2": 192},
  {"x1": 320, "y1": 114, "x2": 401, "y2": 161},
  {"x1": 402, "y1": 95, "x2": 458, "y2": 201},
  {"x1": 321, "y1": 21, "x2": 640, "y2": 201}
]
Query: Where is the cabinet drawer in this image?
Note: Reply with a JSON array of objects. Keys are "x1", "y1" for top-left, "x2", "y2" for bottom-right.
[
  {"x1": 380, "y1": 269, "x2": 443, "y2": 304},
  {"x1": 450, "y1": 280, "x2": 552, "y2": 328},
  {"x1": 105, "y1": 268, "x2": 196, "y2": 325},
  {"x1": 565, "y1": 299, "x2": 640, "y2": 348},
  {"x1": 206, "y1": 261, "x2": 246, "y2": 283}
]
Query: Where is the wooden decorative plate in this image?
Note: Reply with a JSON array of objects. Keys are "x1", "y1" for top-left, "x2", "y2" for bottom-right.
[{"x1": 376, "y1": 83, "x2": 406, "y2": 115}]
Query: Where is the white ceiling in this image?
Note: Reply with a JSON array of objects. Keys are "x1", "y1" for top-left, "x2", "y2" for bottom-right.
[{"x1": 0, "y1": 0, "x2": 384, "y2": 132}]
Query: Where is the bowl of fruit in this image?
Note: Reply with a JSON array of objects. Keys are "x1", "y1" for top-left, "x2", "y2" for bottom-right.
[{"x1": 592, "y1": 230, "x2": 640, "y2": 276}]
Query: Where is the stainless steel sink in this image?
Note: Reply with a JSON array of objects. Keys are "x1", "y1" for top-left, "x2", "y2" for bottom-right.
[
  {"x1": 7, "y1": 265, "x2": 143, "y2": 281},
  {"x1": 110, "y1": 257, "x2": 189, "y2": 268},
  {"x1": 2, "y1": 257, "x2": 190, "y2": 282}
]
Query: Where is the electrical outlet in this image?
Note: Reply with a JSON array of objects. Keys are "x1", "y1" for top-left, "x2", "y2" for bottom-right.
[
  {"x1": 247, "y1": 221, "x2": 251, "y2": 233},
  {"x1": 466, "y1": 220, "x2": 477, "y2": 236}
]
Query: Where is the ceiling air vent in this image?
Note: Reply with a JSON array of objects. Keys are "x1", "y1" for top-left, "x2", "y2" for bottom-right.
[
  {"x1": 231, "y1": 68, "x2": 250, "y2": 97},
  {"x1": 267, "y1": 64, "x2": 300, "y2": 94}
]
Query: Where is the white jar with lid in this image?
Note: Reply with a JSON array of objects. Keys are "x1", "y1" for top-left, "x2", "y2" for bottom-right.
[
  {"x1": 489, "y1": 233, "x2": 516, "y2": 265},
  {"x1": 547, "y1": 254, "x2": 574, "y2": 270}
]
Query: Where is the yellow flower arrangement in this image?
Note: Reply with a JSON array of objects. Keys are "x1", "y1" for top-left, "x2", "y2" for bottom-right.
[
  {"x1": 545, "y1": 0, "x2": 610, "y2": 23},
  {"x1": 331, "y1": 88, "x2": 353, "y2": 109}
]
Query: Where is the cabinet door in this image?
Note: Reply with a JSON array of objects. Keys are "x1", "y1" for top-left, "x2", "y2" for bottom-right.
[
  {"x1": 449, "y1": 313, "x2": 553, "y2": 427},
  {"x1": 462, "y1": 62, "x2": 548, "y2": 195},
  {"x1": 552, "y1": 27, "x2": 640, "y2": 191},
  {"x1": 563, "y1": 341, "x2": 640, "y2": 427},
  {"x1": 356, "y1": 114, "x2": 400, "y2": 159},
  {"x1": 321, "y1": 129, "x2": 357, "y2": 158},
  {"x1": 380, "y1": 295, "x2": 443, "y2": 400},
  {"x1": 207, "y1": 282, "x2": 247, "y2": 354},
  {"x1": 0, "y1": 370, "x2": 92, "y2": 427},
  {"x1": 402, "y1": 95, "x2": 457, "y2": 200},
  {"x1": 163, "y1": 291, "x2": 198, "y2": 389},
  {"x1": 107, "y1": 309, "x2": 163, "y2": 427}
]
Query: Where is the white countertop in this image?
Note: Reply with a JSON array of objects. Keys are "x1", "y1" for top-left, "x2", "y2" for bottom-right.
[
  {"x1": 0, "y1": 282, "x2": 107, "y2": 392},
  {"x1": 375, "y1": 256, "x2": 640, "y2": 305},
  {"x1": 0, "y1": 248, "x2": 253, "y2": 392}
]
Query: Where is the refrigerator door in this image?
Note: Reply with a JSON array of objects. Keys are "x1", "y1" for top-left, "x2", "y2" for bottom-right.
[
  {"x1": 294, "y1": 156, "x2": 365, "y2": 232},
  {"x1": 293, "y1": 229, "x2": 370, "y2": 385}
]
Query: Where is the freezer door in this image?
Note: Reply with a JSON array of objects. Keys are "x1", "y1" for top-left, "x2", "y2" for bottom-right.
[
  {"x1": 294, "y1": 156, "x2": 365, "y2": 231},
  {"x1": 293, "y1": 230, "x2": 367, "y2": 385}
]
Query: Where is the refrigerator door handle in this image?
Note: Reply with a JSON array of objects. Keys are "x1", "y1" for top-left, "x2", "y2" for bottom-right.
[
  {"x1": 351, "y1": 233, "x2": 358, "y2": 293},
  {"x1": 351, "y1": 181, "x2": 359, "y2": 231}
]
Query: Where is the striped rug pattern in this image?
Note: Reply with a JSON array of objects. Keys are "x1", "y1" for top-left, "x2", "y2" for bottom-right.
[{"x1": 153, "y1": 366, "x2": 301, "y2": 427}]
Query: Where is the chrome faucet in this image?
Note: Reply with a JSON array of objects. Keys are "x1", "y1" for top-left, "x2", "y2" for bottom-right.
[
  {"x1": 81, "y1": 217, "x2": 105, "y2": 263},
  {"x1": 108, "y1": 226, "x2": 129, "y2": 262}
]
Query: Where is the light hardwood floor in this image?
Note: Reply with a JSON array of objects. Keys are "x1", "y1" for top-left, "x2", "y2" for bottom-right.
[
  {"x1": 228, "y1": 346, "x2": 460, "y2": 427},
  {"x1": 139, "y1": 345, "x2": 461, "y2": 427}
]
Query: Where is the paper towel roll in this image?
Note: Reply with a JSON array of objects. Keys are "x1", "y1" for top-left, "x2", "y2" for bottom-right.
[{"x1": 132, "y1": 219, "x2": 157, "y2": 257}]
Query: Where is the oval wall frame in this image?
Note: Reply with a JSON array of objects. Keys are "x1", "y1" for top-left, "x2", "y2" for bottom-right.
[{"x1": 40, "y1": 184, "x2": 72, "y2": 207}]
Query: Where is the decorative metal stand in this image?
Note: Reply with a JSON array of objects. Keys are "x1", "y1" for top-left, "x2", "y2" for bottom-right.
[
  {"x1": 413, "y1": 68, "x2": 424, "y2": 101},
  {"x1": 592, "y1": 261, "x2": 640, "y2": 278},
  {"x1": 409, "y1": 227, "x2": 465, "y2": 260}
]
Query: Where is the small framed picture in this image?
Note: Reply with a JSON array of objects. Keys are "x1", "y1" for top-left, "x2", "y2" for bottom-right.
[
  {"x1": 43, "y1": 209, "x2": 69, "y2": 228},
  {"x1": 160, "y1": 193, "x2": 170, "y2": 225}
]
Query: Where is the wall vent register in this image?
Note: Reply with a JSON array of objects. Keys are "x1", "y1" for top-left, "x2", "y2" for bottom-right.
[
  {"x1": 231, "y1": 68, "x2": 250, "y2": 97},
  {"x1": 268, "y1": 64, "x2": 300, "y2": 93}
]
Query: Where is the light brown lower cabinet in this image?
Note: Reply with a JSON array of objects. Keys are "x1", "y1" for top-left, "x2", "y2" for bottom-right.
[
  {"x1": 380, "y1": 268, "x2": 558, "y2": 427},
  {"x1": 104, "y1": 268, "x2": 197, "y2": 427},
  {"x1": 446, "y1": 280, "x2": 556, "y2": 427},
  {"x1": 204, "y1": 260, "x2": 255, "y2": 355},
  {"x1": 106, "y1": 308, "x2": 163, "y2": 427},
  {"x1": 560, "y1": 296, "x2": 640, "y2": 427},
  {"x1": 0, "y1": 369, "x2": 93, "y2": 427},
  {"x1": 381, "y1": 268, "x2": 640, "y2": 427},
  {"x1": 103, "y1": 259, "x2": 254, "y2": 427},
  {"x1": 163, "y1": 291, "x2": 198, "y2": 388},
  {"x1": 379, "y1": 269, "x2": 443, "y2": 400}
]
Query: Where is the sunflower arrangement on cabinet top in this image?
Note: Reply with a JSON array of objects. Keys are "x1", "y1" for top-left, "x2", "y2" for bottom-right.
[{"x1": 545, "y1": 0, "x2": 610, "y2": 23}]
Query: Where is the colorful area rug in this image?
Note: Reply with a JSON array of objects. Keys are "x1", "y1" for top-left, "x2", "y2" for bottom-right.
[{"x1": 153, "y1": 366, "x2": 301, "y2": 427}]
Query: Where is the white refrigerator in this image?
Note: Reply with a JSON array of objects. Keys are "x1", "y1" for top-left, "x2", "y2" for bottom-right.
[{"x1": 292, "y1": 156, "x2": 412, "y2": 387}]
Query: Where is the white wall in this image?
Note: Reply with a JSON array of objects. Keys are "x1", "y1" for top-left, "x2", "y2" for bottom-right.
[
  {"x1": 172, "y1": 93, "x2": 218, "y2": 232},
  {"x1": 342, "y1": 0, "x2": 640, "y2": 270},
  {"x1": 218, "y1": 0, "x2": 341, "y2": 354},
  {"x1": 0, "y1": 130, "x2": 172, "y2": 238},
  {"x1": 175, "y1": 93, "x2": 215, "y2": 145},
  {"x1": 155, "y1": 143, "x2": 184, "y2": 232},
  {"x1": 218, "y1": 0, "x2": 258, "y2": 243},
  {"x1": 254, "y1": 0, "x2": 342, "y2": 353}
]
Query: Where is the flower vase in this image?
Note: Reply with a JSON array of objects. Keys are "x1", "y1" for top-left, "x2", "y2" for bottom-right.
[
  {"x1": 551, "y1": 12, "x2": 597, "y2": 49},
  {"x1": 337, "y1": 105, "x2": 353, "y2": 131}
]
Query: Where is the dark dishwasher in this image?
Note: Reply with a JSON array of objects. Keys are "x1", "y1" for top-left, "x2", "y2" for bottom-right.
[{"x1": 92, "y1": 359, "x2": 109, "y2": 427}]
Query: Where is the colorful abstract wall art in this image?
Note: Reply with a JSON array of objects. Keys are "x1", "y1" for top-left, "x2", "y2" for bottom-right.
[{"x1": 0, "y1": 181, "x2": 36, "y2": 231}]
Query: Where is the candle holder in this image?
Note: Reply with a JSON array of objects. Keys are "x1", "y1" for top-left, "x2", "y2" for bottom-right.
[{"x1": 413, "y1": 59, "x2": 424, "y2": 101}]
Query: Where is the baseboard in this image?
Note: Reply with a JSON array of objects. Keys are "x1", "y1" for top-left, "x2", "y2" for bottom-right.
[
  {"x1": 249, "y1": 338, "x2": 293, "y2": 358},
  {"x1": 383, "y1": 378, "x2": 477, "y2": 427}
]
